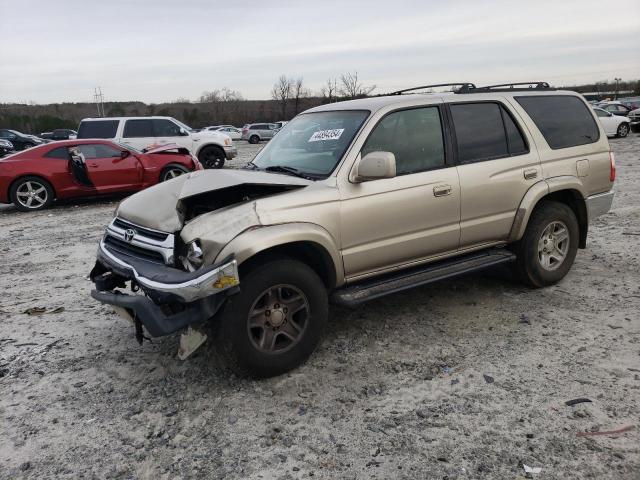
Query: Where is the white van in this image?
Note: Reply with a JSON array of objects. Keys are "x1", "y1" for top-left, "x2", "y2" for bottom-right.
[{"x1": 77, "y1": 116, "x2": 237, "y2": 168}]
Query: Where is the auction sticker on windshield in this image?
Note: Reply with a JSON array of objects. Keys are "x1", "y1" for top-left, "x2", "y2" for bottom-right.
[{"x1": 308, "y1": 129, "x2": 344, "y2": 142}]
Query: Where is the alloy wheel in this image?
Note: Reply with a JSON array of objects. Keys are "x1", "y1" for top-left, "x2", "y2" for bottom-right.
[
  {"x1": 537, "y1": 220, "x2": 570, "y2": 271},
  {"x1": 15, "y1": 180, "x2": 48, "y2": 209},
  {"x1": 247, "y1": 284, "x2": 310, "y2": 354},
  {"x1": 163, "y1": 168, "x2": 186, "y2": 181}
]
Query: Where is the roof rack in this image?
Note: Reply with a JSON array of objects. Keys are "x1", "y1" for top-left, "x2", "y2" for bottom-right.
[
  {"x1": 462, "y1": 82, "x2": 554, "y2": 93},
  {"x1": 388, "y1": 83, "x2": 477, "y2": 95}
]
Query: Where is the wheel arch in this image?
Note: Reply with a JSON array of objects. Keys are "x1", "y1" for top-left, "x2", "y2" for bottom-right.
[
  {"x1": 215, "y1": 223, "x2": 344, "y2": 290},
  {"x1": 509, "y1": 177, "x2": 589, "y2": 248}
]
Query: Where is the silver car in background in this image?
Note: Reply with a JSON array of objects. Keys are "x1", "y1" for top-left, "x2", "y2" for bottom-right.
[{"x1": 241, "y1": 123, "x2": 279, "y2": 144}]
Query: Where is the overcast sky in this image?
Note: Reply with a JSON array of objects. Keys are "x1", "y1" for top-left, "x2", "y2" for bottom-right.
[{"x1": 1, "y1": 0, "x2": 639, "y2": 104}]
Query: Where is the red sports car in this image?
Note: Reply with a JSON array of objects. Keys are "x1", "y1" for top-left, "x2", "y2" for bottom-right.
[{"x1": 0, "y1": 139, "x2": 203, "y2": 211}]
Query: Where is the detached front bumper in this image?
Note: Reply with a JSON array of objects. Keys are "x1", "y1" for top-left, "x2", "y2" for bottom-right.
[
  {"x1": 224, "y1": 145, "x2": 238, "y2": 159},
  {"x1": 90, "y1": 240, "x2": 240, "y2": 337}
]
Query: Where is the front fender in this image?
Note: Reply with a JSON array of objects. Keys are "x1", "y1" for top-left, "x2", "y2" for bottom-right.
[{"x1": 214, "y1": 223, "x2": 345, "y2": 287}]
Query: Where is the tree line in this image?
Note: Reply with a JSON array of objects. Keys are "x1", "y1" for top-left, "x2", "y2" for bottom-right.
[{"x1": 1, "y1": 75, "x2": 638, "y2": 135}]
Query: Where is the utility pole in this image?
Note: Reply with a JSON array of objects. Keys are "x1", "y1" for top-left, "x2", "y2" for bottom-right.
[
  {"x1": 614, "y1": 78, "x2": 621, "y2": 100},
  {"x1": 93, "y1": 87, "x2": 105, "y2": 117}
]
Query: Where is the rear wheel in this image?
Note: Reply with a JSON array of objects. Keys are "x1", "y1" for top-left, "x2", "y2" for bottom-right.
[
  {"x1": 10, "y1": 176, "x2": 54, "y2": 212},
  {"x1": 160, "y1": 164, "x2": 189, "y2": 182},
  {"x1": 213, "y1": 258, "x2": 328, "y2": 378},
  {"x1": 249, "y1": 135, "x2": 260, "y2": 144},
  {"x1": 198, "y1": 146, "x2": 225, "y2": 169},
  {"x1": 616, "y1": 123, "x2": 629, "y2": 138},
  {"x1": 514, "y1": 201, "x2": 579, "y2": 287}
]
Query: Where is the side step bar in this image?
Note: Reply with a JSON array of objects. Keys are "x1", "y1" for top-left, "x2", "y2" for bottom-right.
[{"x1": 332, "y1": 248, "x2": 516, "y2": 307}]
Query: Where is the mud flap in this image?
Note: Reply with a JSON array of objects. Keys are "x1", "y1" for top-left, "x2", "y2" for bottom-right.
[{"x1": 177, "y1": 326, "x2": 207, "y2": 360}]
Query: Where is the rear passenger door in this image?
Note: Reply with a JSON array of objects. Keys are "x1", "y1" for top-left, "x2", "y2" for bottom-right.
[
  {"x1": 121, "y1": 119, "x2": 154, "y2": 151},
  {"x1": 449, "y1": 101, "x2": 541, "y2": 248}
]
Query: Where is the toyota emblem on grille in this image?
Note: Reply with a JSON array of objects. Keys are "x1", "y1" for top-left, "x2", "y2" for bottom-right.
[{"x1": 124, "y1": 228, "x2": 136, "y2": 242}]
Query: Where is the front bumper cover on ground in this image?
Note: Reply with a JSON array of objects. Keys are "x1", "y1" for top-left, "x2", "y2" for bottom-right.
[{"x1": 90, "y1": 241, "x2": 240, "y2": 337}]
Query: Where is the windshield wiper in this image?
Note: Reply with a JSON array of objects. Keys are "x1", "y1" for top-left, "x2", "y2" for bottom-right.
[{"x1": 264, "y1": 165, "x2": 316, "y2": 180}]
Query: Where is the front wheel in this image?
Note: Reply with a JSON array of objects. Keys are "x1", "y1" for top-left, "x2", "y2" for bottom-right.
[
  {"x1": 514, "y1": 201, "x2": 579, "y2": 287},
  {"x1": 198, "y1": 146, "x2": 225, "y2": 169},
  {"x1": 160, "y1": 164, "x2": 189, "y2": 182},
  {"x1": 213, "y1": 258, "x2": 328, "y2": 378},
  {"x1": 616, "y1": 123, "x2": 630, "y2": 138}
]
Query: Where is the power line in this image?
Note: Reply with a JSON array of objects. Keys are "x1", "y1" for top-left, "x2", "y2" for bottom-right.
[{"x1": 93, "y1": 87, "x2": 105, "y2": 117}]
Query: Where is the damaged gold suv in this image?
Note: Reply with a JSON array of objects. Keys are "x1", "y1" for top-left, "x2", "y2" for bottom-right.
[{"x1": 90, "y1": 82, "x2": 615, "y2": 377}]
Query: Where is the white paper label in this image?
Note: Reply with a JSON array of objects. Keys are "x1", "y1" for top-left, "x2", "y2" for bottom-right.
[{"x1": 308, "y1": 128, "x2": 344, "y2": 142}]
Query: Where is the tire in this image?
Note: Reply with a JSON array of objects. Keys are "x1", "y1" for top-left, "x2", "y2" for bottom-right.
[
  {"x1": 514, "y1": 201, "x2": 579, "y2": 287},
  {"x1": 249, "y1": 135, "x2": 260, "y2": 144},
  {"x1": 213, "y1": 258, "x2": 328, "y2": 378},
  {"x1": 160, "y1": 164, "x2": 189, "y2": 182},
  {"x1": 197, "y1": 146, "x2": 225, "y2": 169},
  {"x1": 616, "y1": 123, "x2": 630, "y2": 138},
  {"x1": 9, "y1": 176, "x2": 54, "y2": 212}
]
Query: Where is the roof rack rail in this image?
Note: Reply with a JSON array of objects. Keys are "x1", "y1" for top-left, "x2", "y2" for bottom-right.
[
  {"x1": 461, "y1": 82, "x2": 554, "y2": 93},
  {"x1": 388, "y1": 83, "x2": 477, "y2": 95}
]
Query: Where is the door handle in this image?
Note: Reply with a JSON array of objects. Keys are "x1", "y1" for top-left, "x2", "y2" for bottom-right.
[
  {"x1": 523, "y1": 168, "x2": 538, "y2": 180},
  {"x1": 433, "y1": 184, "x2": 452, "y2": 197}
]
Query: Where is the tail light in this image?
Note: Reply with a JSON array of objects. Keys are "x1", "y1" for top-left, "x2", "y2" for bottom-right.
[{"x1": 609, "y1": 151, "x2": 616, "y2": 182}]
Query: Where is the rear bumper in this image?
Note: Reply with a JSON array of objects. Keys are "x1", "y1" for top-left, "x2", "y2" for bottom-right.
[
  {"x1": 90, "y1": 240, "x2": 240, "y2": 336},
  {"x1": 586, "y1": 190, "x2": 614, "y2": 221}
]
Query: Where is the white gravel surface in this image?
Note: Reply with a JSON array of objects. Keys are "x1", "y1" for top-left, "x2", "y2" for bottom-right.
[{"x1": 1, "y1": 137, "x2": 638, "y2": 479}]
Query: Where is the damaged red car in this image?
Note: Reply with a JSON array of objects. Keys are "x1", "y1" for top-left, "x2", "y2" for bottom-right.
[{"x1": 0, "y1": 139, "x2": 202, "y2": 211}]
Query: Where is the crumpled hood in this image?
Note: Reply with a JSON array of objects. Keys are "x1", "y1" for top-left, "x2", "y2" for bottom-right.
[{"x1": 116, "y1": 169, "x2": 312, "y2": 232}]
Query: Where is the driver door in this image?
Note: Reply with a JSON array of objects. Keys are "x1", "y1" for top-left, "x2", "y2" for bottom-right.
[
  {"x1": 339, "y1": 105, "x2": 461, "y2": 280},
  {"x1": 76, "y1": 144, "x2": 142, "y2": 192}
]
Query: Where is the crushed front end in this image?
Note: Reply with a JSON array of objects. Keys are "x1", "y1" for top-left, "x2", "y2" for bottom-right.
[{"x1": 89, "y1": 217, "x2": 239, "y2": 344}]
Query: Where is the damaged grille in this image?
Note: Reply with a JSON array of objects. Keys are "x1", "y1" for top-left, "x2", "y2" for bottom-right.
[{"x1": 103, "y1": 218, "x2": 175, "y2": 265}]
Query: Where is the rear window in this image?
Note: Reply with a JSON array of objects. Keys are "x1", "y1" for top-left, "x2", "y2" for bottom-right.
[
  {"x1": 515, "y1": 95, "x2": 599, "y2": 149},
  {"x1": 77, "y1": 120, "x2": 119, "y2": 139}
]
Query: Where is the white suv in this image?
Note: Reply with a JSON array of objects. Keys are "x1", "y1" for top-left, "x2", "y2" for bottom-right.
[{"x1": 77, "y1": 116, "x2": 237, "y2": 168}]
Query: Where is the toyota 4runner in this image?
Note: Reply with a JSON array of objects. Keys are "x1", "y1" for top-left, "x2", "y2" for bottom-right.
[{"x1": 90, "y1": 82, "x2": 615, "y2": 377}]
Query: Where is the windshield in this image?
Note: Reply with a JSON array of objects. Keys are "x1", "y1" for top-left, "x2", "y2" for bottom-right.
[
  {"x1": 251, "y1": 110, "x2": 369, "y2": 177},
  {"x1": 172, "y1": 118, "x2": 196, "y2": 132}
]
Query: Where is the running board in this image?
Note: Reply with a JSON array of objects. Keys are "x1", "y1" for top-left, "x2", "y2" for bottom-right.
[{"x1": 332, "y1": 248, "x2": 516, "y2": 307}]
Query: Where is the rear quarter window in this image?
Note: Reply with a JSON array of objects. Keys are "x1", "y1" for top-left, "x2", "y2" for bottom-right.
[
  {"x1": 515, "y1": 95, "x2": 599, "y2": 149},
  {"x1": 77, "y1": 120, "x2": 119, "y2": 139}
]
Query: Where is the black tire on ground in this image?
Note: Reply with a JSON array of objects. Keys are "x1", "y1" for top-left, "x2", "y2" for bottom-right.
[
  {"x1": 616, "y1": 123, "x2": 630, "y2": 138},
  {"x1": 514, "y1": 200, "x2": 579, "y2": 288},
  {"x1": 9, "y1": 176, "x2": 54, "y2": 212},
  {"x1": 160, "y1": 164, "x2": 190, "y2": 182},
  {"x1": 249, "y1": 135, "x2": 260, "y2": 144},
  {"x1": 198, "y1": 146, "x2": 225, "y2": 169},
  {"x1": 213, "y1": 258, "x2": 328, "y2": 378}
]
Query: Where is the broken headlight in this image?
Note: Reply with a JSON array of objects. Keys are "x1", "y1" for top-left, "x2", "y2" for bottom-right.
[{"x1": 183, "y1": 240, "x2": 204, "y2": 271}]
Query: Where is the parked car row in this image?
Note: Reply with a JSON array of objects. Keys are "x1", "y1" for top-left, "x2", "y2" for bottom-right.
[
  {"x1": 40, "y1": 128, "x2": 77, "y2": 140},
  {"x1": 0, "y1": 139, "x2": 202, "y2": 211}
]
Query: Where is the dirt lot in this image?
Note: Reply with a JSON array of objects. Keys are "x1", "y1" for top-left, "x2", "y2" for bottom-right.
[{"x1": 1, "y1": 137, "x2": 638, "y2": 479}]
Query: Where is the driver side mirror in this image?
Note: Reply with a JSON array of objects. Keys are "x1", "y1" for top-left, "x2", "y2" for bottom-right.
[
  {"x1": 351, "y1": 151, "x2": 396, "y2": 182},
  {"x1": 120, "y1": 150, "x2": 130, "y2": 159},
  {"x1": 179, "y1": 127, "x2": 189, "y2": 136}
]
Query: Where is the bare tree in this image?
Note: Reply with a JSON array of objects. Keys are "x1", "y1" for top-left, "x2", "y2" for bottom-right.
[
  {"x1": 338, "y1": 72, "x2": 376, "y2": 99},
  {"x1": 292, "y1": 77, "x2": 309, "y2": 114},
  {"x1": 320, "y1": 77, "x2": 338, "y2": 103},
  {"x1": 271, "y1": 75, "x2": 293, "y2": 119}
]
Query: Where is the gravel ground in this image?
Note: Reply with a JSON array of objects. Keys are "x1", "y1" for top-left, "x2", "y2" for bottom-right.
[{"x1": 1, "y1": 137, "x2": 638, "y2": 479}]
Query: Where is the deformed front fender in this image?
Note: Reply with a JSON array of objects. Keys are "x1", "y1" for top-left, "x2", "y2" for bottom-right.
[
  {"x1": 214, "y1": 223, "x2": 345, "y2": 288},
  {"x1": 508, "y1": 176, "x2": 588, "y2": 242}
]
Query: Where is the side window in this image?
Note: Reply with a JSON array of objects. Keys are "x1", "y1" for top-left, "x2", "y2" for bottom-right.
[
  {"x1": 594, "y1": 109, "x2": 609, "y2": 118},
  {"x1": 77, "y1": 120, "x2": 119, "y2": 139},
  {"x1": 152, "y1": 119, "x2": 181, "y2": 137},
  {"x1": 361, "y1": 106, "x2": 446, "y2": 175},
  {"x1": 501, "y1": 106, "x2": 528, "y2": 156},
  {"x1": 515, "y1": 95, "x2": 599, "y2": 149},
  {"x1": 77, "y1": 144, "x2": 121, "y2": 159},
  {"x1": 44, "y1": 147, "x2": 70, "y2": 159},
  {"x1": 123, "y1": 119, "x2": 153, "y2": 138},
  {"x1": 450, "y1": 103, "x2": 508, "y2": 163}
]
